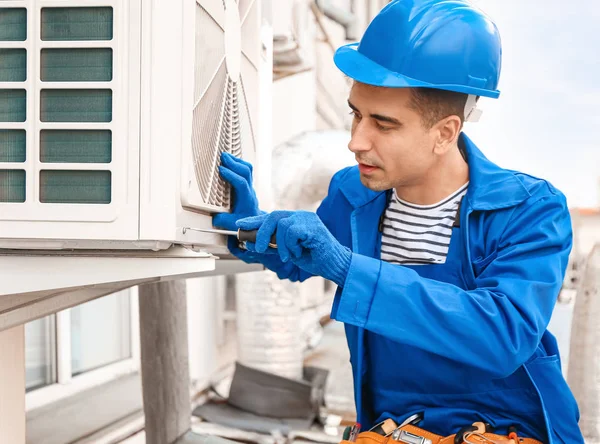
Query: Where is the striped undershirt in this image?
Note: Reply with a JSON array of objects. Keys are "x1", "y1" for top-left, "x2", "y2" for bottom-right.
[{"x1": 380, "y1": 183, "x2": 468, "y2": 265}]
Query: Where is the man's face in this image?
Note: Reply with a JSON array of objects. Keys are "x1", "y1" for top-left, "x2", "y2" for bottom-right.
[{"x1": 348, "y1": 83, "x2": 438, "y2": 191}]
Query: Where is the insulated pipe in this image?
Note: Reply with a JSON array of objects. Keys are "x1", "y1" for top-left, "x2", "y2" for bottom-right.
[
  {"x1": 567, "y1": 243, "x2": 600, "y2": 443},
  {"x1": 271, "y1": 130, "x2": 356, "y2": 210},
  {"x1": 235, "y1": 273, "x2": 304, "y2": 379},
  {"x1": 235, "y1": 130, "x2": 355, "y2": 379},
  {"x1": 314, "y1": 0, "x2": 359, "y2": 41}
]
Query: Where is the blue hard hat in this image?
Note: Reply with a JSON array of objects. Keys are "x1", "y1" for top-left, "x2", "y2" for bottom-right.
[{"x1": 334, "y1": 0, "x2": 502, "y2": 98}]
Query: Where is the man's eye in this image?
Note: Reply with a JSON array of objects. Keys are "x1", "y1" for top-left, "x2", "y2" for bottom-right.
[
  {"x1": 349, "y1": 110, "x2": 361, "y2": 119},
  {"x1": 376, "y1": 122, "x2": 392, "y2": 132}
]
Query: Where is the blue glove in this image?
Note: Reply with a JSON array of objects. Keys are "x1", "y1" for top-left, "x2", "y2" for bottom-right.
[
  {"x1": 212, "y1": 152, "x2": 265, "y2": 263},
  {"x1": 212, "y1": 152, "x2": 261, "y2": 231},
  {"x1": 235, "y1": 248, "x2": 307, "y2": 282},
  {"x1": 237, "y1": 211, "x2": 352, "y2": 287}
]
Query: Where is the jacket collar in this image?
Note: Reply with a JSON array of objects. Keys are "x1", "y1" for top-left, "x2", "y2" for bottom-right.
[
  {"x1": 460, "y1": 132, "x2": 530, "y2": 211},
  {"x1": 340, "y1": 132, "x2": 530, "y2": 211}
]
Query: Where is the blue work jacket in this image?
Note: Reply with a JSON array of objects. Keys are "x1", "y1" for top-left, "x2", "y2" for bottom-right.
[{"x1": 272, "y1": 133, "x2": 582, "y2": 443}]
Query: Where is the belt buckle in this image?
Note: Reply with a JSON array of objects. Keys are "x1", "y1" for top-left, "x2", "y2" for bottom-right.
[
  {"x1": 390, "y1": 413, "x2": 423, "y2": 439},
  {"x1": 389, "y1": 413, "x2": 430, "y2": 444},
  {"x1": 394, "y1": 430, "x2": 432, "y2": 444}
]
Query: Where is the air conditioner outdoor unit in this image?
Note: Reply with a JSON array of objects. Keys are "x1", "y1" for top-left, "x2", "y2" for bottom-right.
[{"x1": 0, "y1": 0, "x2": 265, "y2": 256}]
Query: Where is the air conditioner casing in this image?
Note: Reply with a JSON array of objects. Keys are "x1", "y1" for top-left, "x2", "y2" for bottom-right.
[{"x1": 0, "y1": 0, "x2": 266, "y2": 256}]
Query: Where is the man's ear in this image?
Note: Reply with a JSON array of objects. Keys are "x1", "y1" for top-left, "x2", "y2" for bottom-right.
[{"x1": 432, "y1": 115, "x2": 462, "y2": 155}]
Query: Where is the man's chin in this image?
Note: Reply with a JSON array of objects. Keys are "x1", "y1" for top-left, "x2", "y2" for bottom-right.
[{"x1": 358, "y1": 174, "x2": 388, "y2": 192}]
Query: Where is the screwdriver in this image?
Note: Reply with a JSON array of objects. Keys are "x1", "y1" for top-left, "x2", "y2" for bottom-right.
[{"x1": 182, "y1": 227, "x2": 277, "y2": 248}]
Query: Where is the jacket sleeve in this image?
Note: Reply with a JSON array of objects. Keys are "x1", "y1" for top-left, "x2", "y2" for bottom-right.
[
  {"x1": 330, "y1": 191, "x2": 573, "y2": 378},
  {"x1": 264, "y1": 167, "x2": 351, "y2": 283}
]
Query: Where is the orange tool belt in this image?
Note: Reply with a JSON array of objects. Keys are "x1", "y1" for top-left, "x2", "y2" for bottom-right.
[{"x1": 342, "y1": 420, "x2": 544, "y2": 444}]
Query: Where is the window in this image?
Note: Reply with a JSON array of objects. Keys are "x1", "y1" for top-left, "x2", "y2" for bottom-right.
[
  {"x1": 25, "y1": 288, "x2": 140, "y2": 410},
  {"x1": 25, "y1": 317, "x2": 57, "y2": 392},
  {"x1": 71, "y1": 291, "x2": 132, "y2": 376}
]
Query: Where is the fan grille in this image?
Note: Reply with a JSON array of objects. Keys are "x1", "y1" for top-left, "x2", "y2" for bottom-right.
[
  {"x1": 238, "y1": 77, "x2": 255, "y2": 160},
  {"x1": 191, "y1": 0, "x2": 256, "y2": 210},
  {"x1": 194, "y1": 3, "x2": 225, "y2": 102},
  {"x1": 191, "y1": 62, "x2": 226, "y2": 205}
]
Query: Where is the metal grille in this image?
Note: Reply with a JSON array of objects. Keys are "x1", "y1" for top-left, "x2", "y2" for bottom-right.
[
  {"x1": 191, "y1": 62, "x2": 227, "y2": 205},
  {"x1": 190, "y1": 0, "x2": 257, "y2": 210},
  {"x1": 238, "y1": 76, "x2": 256, "y2": 160},
  {"x1": 0, "y1": 7, "x2": 114, "y2": 205}
]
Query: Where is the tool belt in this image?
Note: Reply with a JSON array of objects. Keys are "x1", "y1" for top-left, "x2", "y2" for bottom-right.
[{"x1": 342, "y1": 418, "x2": 544, "y2": 444}]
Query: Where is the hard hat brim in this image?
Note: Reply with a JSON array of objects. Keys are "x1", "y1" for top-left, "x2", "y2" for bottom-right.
[{"x1": 334, "y1": 43, "x2": 500, "y2": 99}]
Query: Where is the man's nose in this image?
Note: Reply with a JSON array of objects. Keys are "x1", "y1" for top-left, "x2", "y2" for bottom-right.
[{"x1": 348, "y1": 125, "x2": 373, "y2": 153}]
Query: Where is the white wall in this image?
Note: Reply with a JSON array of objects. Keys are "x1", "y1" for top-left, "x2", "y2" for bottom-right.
[{"x1": 272, "y1": 70, "x2": 317, "y2": 146}]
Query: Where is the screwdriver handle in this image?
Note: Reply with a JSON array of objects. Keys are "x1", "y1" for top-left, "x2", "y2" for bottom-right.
[{"x1": 237, "y1": 229, "x2": 277, "y2": 248}]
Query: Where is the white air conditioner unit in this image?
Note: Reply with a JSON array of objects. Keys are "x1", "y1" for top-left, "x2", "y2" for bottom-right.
[{"x1": 0, "y1": 0, "x2": 266, "y2": 256}]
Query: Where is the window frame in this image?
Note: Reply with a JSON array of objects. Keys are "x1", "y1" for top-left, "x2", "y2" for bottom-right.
[{"x1": 26, "y1": 287, "x2": 140, "y2": 412}]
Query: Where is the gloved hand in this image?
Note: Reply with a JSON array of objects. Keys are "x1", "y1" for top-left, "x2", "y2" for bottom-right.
[
  {"x1": 212, "y1": 152, "x2": 261, "y2": 231},
  {"x1": 212, "y1": 152, "x2": 264, "y2": 263},
  {"x1": 237, "y1": 211, "x2": 352, "y2": 287},
  {"x1": 235, "y1": 248, "x2": 307, "y2": 282}
]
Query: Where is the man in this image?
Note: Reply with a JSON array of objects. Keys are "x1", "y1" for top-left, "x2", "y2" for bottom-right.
[{"x1": 214, "y1": 1, "x2": 583, "y2": 443}]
